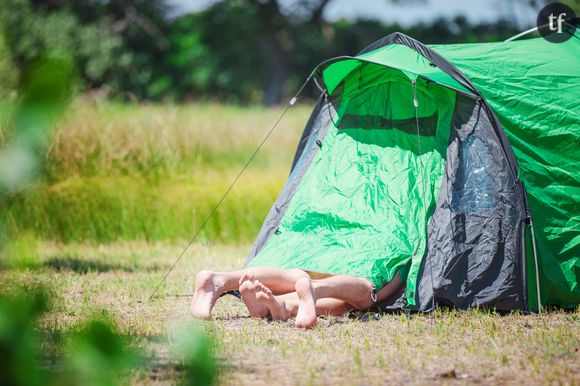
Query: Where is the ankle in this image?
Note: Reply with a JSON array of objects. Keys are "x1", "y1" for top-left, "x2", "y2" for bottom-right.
[
  {"x1": 282, "y1": 300, "x2": 295, "y2": 318},
  {"x1": 195, "y1": 271, "x2": 227, "y2": 294},
  {"x1": 196, "y1": 270, "x2": 213, "y2": 288}
]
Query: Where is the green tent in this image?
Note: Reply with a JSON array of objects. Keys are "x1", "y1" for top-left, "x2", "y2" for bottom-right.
[{"x1": 246, "y1": 32, "x2": 579, "y2": 312}]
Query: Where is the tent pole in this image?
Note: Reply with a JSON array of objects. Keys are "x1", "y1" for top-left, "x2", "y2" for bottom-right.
[
  {"x1": 504, "y1": 26, "x2": 539, "y2": 42},
  {"x1": 504, "y1": 22, "x2": 577, "y2": 42},
  {"x1": 529, "y1": 218, "x2": 542, "y2": 312}
]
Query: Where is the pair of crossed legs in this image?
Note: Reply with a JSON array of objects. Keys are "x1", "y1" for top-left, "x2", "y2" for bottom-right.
[
  {"x1": 237, "y1": 274, "x2": 354, "y2": 328},
  {"x1": 190, "y1": 267, "x2": 403, "y2": 328}
]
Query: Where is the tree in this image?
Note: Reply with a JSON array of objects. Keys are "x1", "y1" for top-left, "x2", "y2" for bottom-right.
[
  {"x1": 0, "y1": 0, "x2": 174, "y2": 99},
  {"x1": 0, "y1": 0, "x2": 121, "y2": 93},
  {"x1": 251, "y1": 0, "x2": 332, "y2": 105},
  {"x1": 0, "y1": 0, "x2": 524, "y2": 104},
  {"x1": 197, "y1": 0, "x2": 333, "y2": 105}
]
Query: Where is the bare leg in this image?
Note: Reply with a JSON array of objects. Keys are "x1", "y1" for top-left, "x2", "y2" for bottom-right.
[
  {"x1": 239, "y1": 276, "x2": 269, "y2": 318},
  {"x1": 249, "y1": 289, "x2": 353, "y2": 321},
  {"x1": 315, "y1": 298, "x2": 354, "y2": 317},
  {"x1": 190, "y1": 267, "x2": 309, "y2": 319},
  {"x1": 374, "y1": 273, "x2": 404, "y2": 304},
  {"x1": 279, "y1": 293, "x2": 353, "y2": 319},
  {"x1": 295, "y1": 275, "x2": 373, "y2": 328},
  {"x1": 294, "y1": 273, "x2": 404, "y2": 328}
]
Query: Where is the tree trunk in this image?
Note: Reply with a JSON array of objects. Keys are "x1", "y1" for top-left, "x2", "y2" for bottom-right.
[
  {"x1": 251, "y1": 0, "x2": 332, "y2": 105},
  {"x1": 262, "y1": 35, "x2": 290, "y2": 106}
]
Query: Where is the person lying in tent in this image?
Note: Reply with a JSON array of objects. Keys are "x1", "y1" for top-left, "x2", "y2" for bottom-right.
[{"x1": 191, "y1": 267, "x2": 404, "y2": 328}]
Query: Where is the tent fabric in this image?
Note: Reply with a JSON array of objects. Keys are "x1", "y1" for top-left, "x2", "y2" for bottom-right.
[
  {"x1": 247, "y1": 97, "x2": 334, "y2": 260},
  {"x1": 248, "y1": 67, "x2": 455, "y2": 288},
  {"x1": 432, "y1": 37, "x2": 580, "y2": 309},
  {"x1": 246, "y1": 32, "x2": 579, "y2": 311},
  {"x1": 414, "y1": 94, "x2": 527, "y2": 311},
  {"x1": 318, "y1": 32, "x2": 521, "y2": 183}
]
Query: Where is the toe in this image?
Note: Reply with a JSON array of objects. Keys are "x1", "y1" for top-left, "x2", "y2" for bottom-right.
[
  {"x1": 240, "y1": 272, "x2": 253, "y2": 286},
  {"x1": 239, "y1": 280, "x2": 254, "y2": 292}
]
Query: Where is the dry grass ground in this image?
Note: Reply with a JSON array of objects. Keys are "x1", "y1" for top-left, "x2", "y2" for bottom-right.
[{"x1": 1, "y1": 242, "x2": 578, "y2": 386}]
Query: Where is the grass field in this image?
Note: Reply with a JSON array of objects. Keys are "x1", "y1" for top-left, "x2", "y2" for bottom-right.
[
  {"x1": 2, "y1": 242, "x2": 579, "y2": 385},
  {"x1": 1, "y1": 101, "x2": 579, "y2": 385},
  {"x1": 2, "y1": 101, "x2": 310, "y2": 243}
]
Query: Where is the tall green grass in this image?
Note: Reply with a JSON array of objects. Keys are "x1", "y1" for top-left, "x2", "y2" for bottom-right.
[
  {"x1": 2, "y1": 101, "x2": 310, "y2": 244},
  {"x1": 4, "y1": 171, "x2": 284, "y2": 243},
  {"x1": 44, "y1": 101, "x2": 309, "y2": 180}
]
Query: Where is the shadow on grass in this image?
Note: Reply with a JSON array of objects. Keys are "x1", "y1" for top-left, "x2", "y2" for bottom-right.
[
  {"x1": 43, "y1": 256, "x2": 162, "y2": 274},
  {"x1": 145, "y1": 356, "x2": 228, "y2": 384}
]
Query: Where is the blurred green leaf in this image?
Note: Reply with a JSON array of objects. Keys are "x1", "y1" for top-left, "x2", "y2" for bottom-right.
[
  {"x1": 0, "y1": 287, "x2": 50, "y2": 386},
  {"x1": 0, "y1": 56, "x2": 73, "y2": 193},
  {"x1": 59, "y1": 319, "x2": 141, "y2": 386},
  {"x1": 0, "y1": 285, "x2": 146, "y2": 386},
  {"x1": 172, "y1": 322, "x2": 217, "y2": 386}
]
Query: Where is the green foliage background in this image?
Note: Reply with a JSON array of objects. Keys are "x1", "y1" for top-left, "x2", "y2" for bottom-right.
[{"x1": 0, "y1": 0, "x2": 522, "y2": 104}]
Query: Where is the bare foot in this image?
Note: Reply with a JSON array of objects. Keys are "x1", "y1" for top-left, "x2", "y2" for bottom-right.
[
  {"x1": 240, "y1": 279, "x2": 269, "y2": 318},
  {"x1": 255, "y1": 281, "x2": 288, "y2": 321},
  {"x1": 294, "y1": 277, "x2": 317, "y2": 329},
  {"x1": 190, "y1": 270, "x2": 223, "y2": 319}
]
